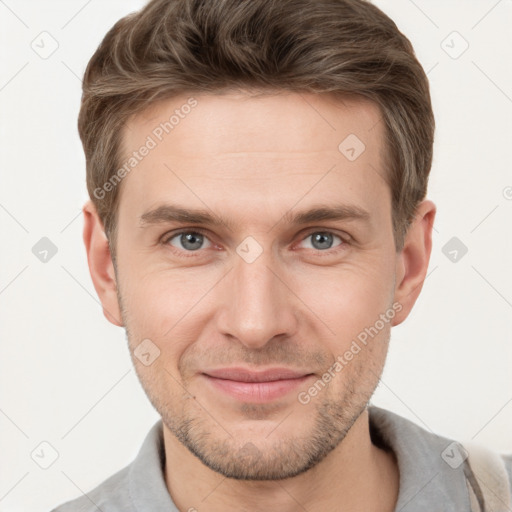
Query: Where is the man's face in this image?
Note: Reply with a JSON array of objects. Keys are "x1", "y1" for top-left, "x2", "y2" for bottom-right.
[{"x1": 113, "y1": 92, "x2": 402, "y2": 479}]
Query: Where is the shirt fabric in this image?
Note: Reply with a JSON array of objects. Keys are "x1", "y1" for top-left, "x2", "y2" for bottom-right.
[{"x1": 51, "y1": 406, "x2": 512, "y2": 511}]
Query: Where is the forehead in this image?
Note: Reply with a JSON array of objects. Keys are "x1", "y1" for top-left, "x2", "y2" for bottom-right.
[
  {"x1": 117, "y1": 91, "x2": 390, "y2": 229},
  {"x1": 125, "y1": 91, "x2": 383, "y2": 154}
]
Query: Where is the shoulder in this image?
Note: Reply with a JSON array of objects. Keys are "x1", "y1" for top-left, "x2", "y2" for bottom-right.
[
  {"x1": 50, "y1": 420, "x2": 168, "y2": 512},
  {"x1": 50, "y1": 465, "x2": 133, "y2": 512},
  {"x1": 368, "y1": 405, "x2": 512, "y2": 510}
]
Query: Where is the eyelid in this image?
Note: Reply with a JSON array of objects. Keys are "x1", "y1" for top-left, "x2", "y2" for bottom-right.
[
  {"x1": 299, "y1": 227, "x2": 351, "y2": 241},
  {"x1": 161, "y1": 227, "x2": 212, "y2": 244}
]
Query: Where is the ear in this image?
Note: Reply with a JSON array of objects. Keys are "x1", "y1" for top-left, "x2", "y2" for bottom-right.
[
  {"x1": 391, "y1": 200, "x2": 436, "y2": 327},
  {"x1": 82, "y1": 200, "x2": 123, "y2": 327}
]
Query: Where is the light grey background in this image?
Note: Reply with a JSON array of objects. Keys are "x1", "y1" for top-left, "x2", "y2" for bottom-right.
[{"x1": 1, "y1": 1, "x2": 511, "y2": 510}]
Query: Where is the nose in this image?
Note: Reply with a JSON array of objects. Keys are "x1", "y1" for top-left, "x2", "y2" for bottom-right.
[{"x1": 216, "y1": 248, "x2": 299, "y2": 349}]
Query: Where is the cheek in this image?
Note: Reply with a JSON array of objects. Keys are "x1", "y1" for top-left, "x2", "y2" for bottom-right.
[
  {"x1": 293, "y1": 258, "x2": 395, "y2": 336},
  {"x1": 119, "y1": 267, "x2": 217, "y2": 357}
]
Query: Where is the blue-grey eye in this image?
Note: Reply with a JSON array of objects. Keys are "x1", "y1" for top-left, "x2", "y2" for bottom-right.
[
  {"x1": 300, "y1": 232, "x2": 343, "y2": 251},
  {"x1": 169, "y1": 232, "x2": 211, "y2": 251}
]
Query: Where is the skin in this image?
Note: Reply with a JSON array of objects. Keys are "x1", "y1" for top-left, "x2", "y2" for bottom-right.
[{"x1": 84, "y1": 91, "x2": 435, "y2": 512}]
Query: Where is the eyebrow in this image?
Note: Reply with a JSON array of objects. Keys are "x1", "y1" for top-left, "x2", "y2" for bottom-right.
[
  {"x1": 282, "y1": 204, "x2": 371, "y2": 225},
  {"x1": 139, "y1": 203, "x2": 371, "y2": 230}
]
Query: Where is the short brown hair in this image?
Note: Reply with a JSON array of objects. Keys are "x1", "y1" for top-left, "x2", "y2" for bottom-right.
[{"x1": 78, "y1": 0, "x2": 434, "y2": 254}]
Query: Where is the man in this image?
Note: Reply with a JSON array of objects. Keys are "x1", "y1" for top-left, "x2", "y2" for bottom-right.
[{"x1": 52, "y1": 0, "x2": 512, "y2": 510}]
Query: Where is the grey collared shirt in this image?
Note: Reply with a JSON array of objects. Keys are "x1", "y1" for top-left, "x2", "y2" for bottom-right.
[{"x1": 51, "y1": 406, "x2": 512, "y2": 511}]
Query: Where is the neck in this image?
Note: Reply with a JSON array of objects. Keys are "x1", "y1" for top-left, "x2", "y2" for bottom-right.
[{"x1": 163, "y1": 408, "x2": 399, "y2": 512}]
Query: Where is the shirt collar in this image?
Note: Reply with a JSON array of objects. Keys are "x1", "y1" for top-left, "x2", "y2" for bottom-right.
[
  {"x1": 369, "y1": 406, "x2": 471, "y2": 511},
  {"x1": 128, "y1": 406, "x2": 471, "y2": 511},
  {"x1": 129, "y1": 420, "x2": 178, "y2": 511}
]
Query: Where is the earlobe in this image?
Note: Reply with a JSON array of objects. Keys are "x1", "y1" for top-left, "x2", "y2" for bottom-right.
[
  {"x1": 82, "y1": 200, "x2": 124, "y2": 327},
  {"x1": 391, "y1": 200, "x2": 436, "y2": 327}
]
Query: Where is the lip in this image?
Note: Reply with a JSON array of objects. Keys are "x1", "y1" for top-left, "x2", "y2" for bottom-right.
[{"x1": 202, "y1": 367, "x2": 315, "y2": 403}]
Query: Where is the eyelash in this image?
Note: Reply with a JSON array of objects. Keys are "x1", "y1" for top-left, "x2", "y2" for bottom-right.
[{"x1": 160, "y1": 228, "x2": 350, "y2": 257}]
